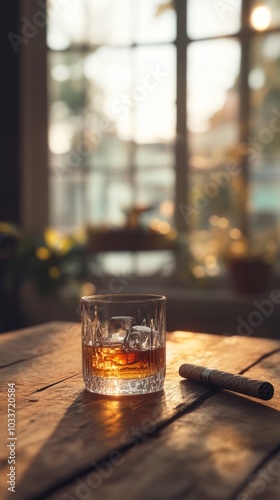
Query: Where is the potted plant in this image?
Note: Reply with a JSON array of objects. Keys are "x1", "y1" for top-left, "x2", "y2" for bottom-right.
[{"x1": 226, "y1": 236, "x2": 276, "y2": 294}]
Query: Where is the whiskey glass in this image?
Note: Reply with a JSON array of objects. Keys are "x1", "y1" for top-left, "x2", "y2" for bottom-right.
[{"x1": 81, "y1": 294, "x2": 166, "y2": 395}]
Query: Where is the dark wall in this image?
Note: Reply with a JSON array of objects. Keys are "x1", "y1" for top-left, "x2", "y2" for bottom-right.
[
  {"x1": 0, "y1": 1, "x2": 20, "y2": 223},
  {"x1": 0, "y1": 1, "x2": 22, "y2": 332}
]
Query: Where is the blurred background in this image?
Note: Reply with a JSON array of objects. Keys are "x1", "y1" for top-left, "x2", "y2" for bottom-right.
[{"x1": 1, "y1": 0, "x2": 280, "y2": 336}]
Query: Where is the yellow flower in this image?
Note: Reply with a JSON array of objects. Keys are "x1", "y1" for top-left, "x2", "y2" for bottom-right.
[
  {"x1": 0, "y1": 222, "x2": 21, "y2": 238},
  {"x1": 36, "y1": 247, "x2": 51, "y2": 260},
  {"x1": 44, "y1": 228, "x2": 73, "y2": 254},
  {"x1": 48, "y1": 266, "x2": 61, "y2": 279}
]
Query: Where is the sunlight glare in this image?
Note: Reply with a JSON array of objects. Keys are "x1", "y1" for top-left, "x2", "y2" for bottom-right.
[
  {"x1": 49, "y1": 124, "x2": 72, "y2": 155},
  {"x1": 250, "y1": 6, "x2": 271, "y2": 31}
]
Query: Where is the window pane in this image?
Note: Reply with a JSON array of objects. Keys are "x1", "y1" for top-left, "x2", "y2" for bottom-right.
[
  {"x1": 136, "y1": 168, "x2": 174, "y2": 220},
  {"x1": 250, "y1": 0, "x2": 280, "y2": 31},
  {"x1": 50, "y1": 172, "x2": 86, "y2": 230},
  {"x1": 188, "y1": 169, "x2": 243, "y2": 229},
  {"x1": 83, "y1": 45, "x2": 176, "y2": 169},
  {"x1": 84, "y1": 172, "x2": 109, "y2": 225},
  {"x1": 135, "y1": 143, "x2": 174, "y2": 168},
  {"x1": 84, "y1": 47, "x2": 132, "y2": 168},
  {"x1": 48, "y1": 53, "x2": 84, "y2": 172},
  {"x1": 187, "y1": 38, "x2": 242, "y2": 261},
  {"x1": 86, "y1": 0, "x2": 133, "y2": 45},
  {"x1": 87, "y1": 135, "x2": 131, "y2": 171},
  {"x1": 135, "y1": 0, "x2": 176, "y2": 43},
  {"x1": 186, "y1": 173, "x2": 244, "y2": 279},
  {"x1": 96, "y1": 251, "x2": 174, "y2": 276},
  {"x1": 47, "y1": 0, "x2": 88, "y2": 49},
  {"x1": 188, "y1": 39, "x2": 240, "y2": 168},
  {"x1": 85, "y1": 172, "x2": 133, "y2": 226},
  {"x1": 133, "y1": 45, "x2": 176, "y2": 144},
  {"x1": 249, "y1": 34, "x2": 280, "y2": 250},
  {"x1": 48, "y1": 0, "x2": 134, "y2": 48},
  {"x1": 187, "y1": 0, "x2": 241, "y2": 40},
  {"x1": 48, "y1": 0, "x2": 176, "y2": 47}
]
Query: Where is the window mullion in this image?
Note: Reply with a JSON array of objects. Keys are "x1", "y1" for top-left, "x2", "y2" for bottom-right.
[
  {"x1": 239, "y1": 0, "x2": 252, "y2": 239},
  {"x1": 175, "y1": 0, "x2": 187, "y2": 234}
]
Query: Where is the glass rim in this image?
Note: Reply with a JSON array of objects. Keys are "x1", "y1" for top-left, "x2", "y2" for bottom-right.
[{"x1": 81, "y1": 294, "x2": 166, "y2": 304}]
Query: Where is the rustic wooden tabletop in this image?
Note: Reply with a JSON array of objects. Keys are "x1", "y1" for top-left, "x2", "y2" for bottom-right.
[{"x1": 0, "y1": 322, "x2": 280, "y2": 500}]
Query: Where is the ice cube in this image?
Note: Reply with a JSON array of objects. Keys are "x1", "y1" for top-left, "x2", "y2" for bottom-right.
[
  {"x1": 108, "y1": 316, "x2": 137, "y2": 344},
  {"x1": 124, "y1": 326, "x2": 153, "y2": 350}
]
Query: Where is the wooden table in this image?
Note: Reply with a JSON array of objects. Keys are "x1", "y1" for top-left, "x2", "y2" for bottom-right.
[{"x1": 0, "y1": 322, "x2": 280, "y2": 500}]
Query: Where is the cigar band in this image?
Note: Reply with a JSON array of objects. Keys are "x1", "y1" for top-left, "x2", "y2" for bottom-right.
[{"x1": 200, "y1": 368, "x2": 213, "y2": 385}]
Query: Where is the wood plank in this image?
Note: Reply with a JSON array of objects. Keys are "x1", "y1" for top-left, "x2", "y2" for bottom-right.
[
  {"x1": 0, "y1": 322, "x2": 77, "y2": 368},
  {"x1": 0, "y1": 324, "x2": 279, "y2": 499},
  {"x1": 230, "y1": 352, "x2": 280, "y2": 500},
  {"x1": 235, "y1": 448, "x2": 280, "y2": 500},
  {"x1": 46, "y1": 352, "x2": 280, "y2": 500},
  {"x1": 237, "y1": 350, "x2": 280, "y2": 408},
  {"x1": 0, "y1": 323, "x2": 81, "y2": 412}
]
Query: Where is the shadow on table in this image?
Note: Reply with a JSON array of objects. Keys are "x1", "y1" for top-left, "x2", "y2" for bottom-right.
[
  {"x1": 16, "y1": 379, "x2": 280, "y2": 500},
  {"x1": 15, "y1": 387, "x2": 166, "y2": 500}
]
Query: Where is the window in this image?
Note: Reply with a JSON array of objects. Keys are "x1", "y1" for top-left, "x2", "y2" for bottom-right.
[
  {"x1": 48, "y1": 0, "x2": 176, "y2": 233},
  {"x1": 47, "y1": 0, "x2": 280, "y2": 278}
]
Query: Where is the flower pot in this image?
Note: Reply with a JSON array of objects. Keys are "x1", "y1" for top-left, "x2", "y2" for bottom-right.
[{"x1": 228, "y1": 256, "x2": 272, "y2": 294}]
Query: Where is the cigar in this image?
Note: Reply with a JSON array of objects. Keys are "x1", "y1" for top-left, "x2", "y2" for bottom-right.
[{"x1": 179, "y1": 363, "x2": 274, "y2": 401}]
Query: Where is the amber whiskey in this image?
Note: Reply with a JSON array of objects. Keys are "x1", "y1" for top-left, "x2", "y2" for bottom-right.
[{"x1": 83, "y1": 343, "x2": 165, "y2": 380}]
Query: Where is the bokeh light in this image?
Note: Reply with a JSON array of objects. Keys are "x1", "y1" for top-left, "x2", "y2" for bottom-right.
[{"x1": 250, "y1": 6, "x2": 271, "y2": 31}]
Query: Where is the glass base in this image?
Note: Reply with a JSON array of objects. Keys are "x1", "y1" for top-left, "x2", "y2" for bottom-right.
[{"x1": 84, "y1": 373, "x2": 164, "y2": 396}]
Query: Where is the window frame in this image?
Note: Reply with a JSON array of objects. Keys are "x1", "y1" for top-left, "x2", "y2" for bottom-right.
[
  {"x1": 20, "y1": 0, "x2": 49, "y2": 234},
  {"x1": 21, "y1": 0, "x2": 280, "y2": 281}
]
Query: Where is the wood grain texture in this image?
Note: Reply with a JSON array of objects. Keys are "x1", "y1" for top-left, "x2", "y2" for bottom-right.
[
  {"x1": 47, "y1": 354, "x2": 280, "y2": 500},
  {"x1": 0, "y1": 323, "x2": 279, "y2": 500}
]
